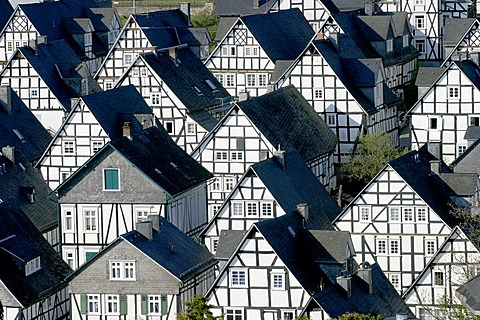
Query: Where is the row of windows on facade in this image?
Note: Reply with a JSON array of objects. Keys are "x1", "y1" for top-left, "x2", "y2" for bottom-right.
[
  {"x1": 387, "y1": 269, "x2": 445, "y2": 292},
  {"x1": 375, "y1": 237, "x2": 437, "y2": 256},
  {"x1": 80, "y1": 293, "x2": 168, "y2": 315},
  {"x1": 221, "y1": 45, "x2": 260, "y2": 57},
  {"x1": 223, "y1": 309, "x2": 296, "y2": 320},
  {"x1": 229, "y1": 269, "x2": 286, "y2": 290},
  {"x1": 359, "y1": 206, "x2": 428, "y2": 222},
  {"x1": 428, "y1": 115, "x2": 480, "y2": 131},
  {"x1": 214, "y1": 73, "x2": 268, "y2": 88},
  {"x1": 5, "y1": 31, "x2": 92, "y2": 53}
]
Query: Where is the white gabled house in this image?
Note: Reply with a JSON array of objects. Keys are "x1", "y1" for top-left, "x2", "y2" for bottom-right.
[
  {"x1": 68, "y1": 216, "x2": 217, "y2": 320},
  {"x1": 191, "y1": 85, "x2": 338, "y2": 218},
  {"x1": 115, "y1": 46, "x2": 231, "y2": 153},
  {"x1": 334, "y1": 144, "x2": 476, "y2": 296},
  {"x1": 94, "y1": 5, "x2": 210, "y2": 90},
  {"x1": 205, "y1": 8, "x2": 314, "y2": 98},
  {"x1": 408, "y1": 59, "x2": 480, "y2": 164},
  {"x1": 403, "y1": 226, "x2": 480, "y2": 318},
  {"x1": 56, "y1": 126, "x2": 213, "y2": 270},
  {"x1": 200, "y1": 149, "x2": 341, "y2": 256},
  {"x1": 35, "y1": 85, "x2": 155, "y2": 190}
]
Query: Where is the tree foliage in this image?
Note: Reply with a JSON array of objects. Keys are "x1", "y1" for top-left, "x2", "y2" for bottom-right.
[
  {"x1": 191, "y1": 11, "x2": 219, "y2": 45},
  {"x1": 177, "y1": 295, "x2": 218, "y2": 320},
  {"x1": 340, "y1": 133, "x2": 408, "y2": 185},
  {"x1": 334, "y1": 312, "x2": 382, "y2": 320}
]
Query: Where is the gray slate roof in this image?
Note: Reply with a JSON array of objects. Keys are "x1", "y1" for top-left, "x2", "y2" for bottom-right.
[
  {"x1": 0, "y1": 87, "x2": 52, "y2": 162},
  {"x1": 0, "y1": 201, "x2": 71, "y2": 307},
  {"x1": 240, "y1": 9, "x2": 315, "y2": 62},
  {"x1": 122, "y1": 217, "x2": 216, "y2": 280},
  {"x1": 215, "y1": 229, "x2": 247, "y2": 260},
  {"x1": 0, "y1": 149, "x2": 57, "y2": 232},
  {"x1": 110, "y1": 126, "x2": 213, "y2": 196},
  {"x1": 456, "y1": 273, "x2": 480, "y2": 315},
  {"x1": 443, "y1": 18, "x2": 477, "y2": 46},
  {"x1": 439, "y1": 173, "x2": 478, "y2": 197},
  {"x1": 237, "y1": 85, "x2": 338, "y2": 161},
  {"x1": 415, "y1": 67, "x2": 445, "y2": 87},
  {"x1": 464, "y1": 126, "x2": 480, "y2": 141}
]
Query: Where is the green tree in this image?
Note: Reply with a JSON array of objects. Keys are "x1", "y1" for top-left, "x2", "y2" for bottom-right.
[
  {"x1": 191, "y1": 11, "x2": 220, "y2": 47},
  {"x1": 334, "y1": 312, "x2": 383, "y2": 320},
  {"x1": 177, "y1": 295, "x2": 219, "y2": 320},
  {"x1": 339, "y1": 133, "x2": 408, "y2": 194}
]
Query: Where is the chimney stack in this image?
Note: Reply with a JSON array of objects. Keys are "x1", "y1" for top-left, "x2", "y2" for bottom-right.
[
  {"x1": 430, "y1": 160, "x2": 441, "y2": 175},
  {"x1": 297, "y1": 203, "x2": 309, "y2": 222},
  {"x1": 2, "y1": 146, "x2": 15, "y2": 164},
  {"x1": 238, "y1": 91, "x2": 250, "y2": 101},
  {"x1": 364, "y1": 2, "x2": 376, "y2": 15},
  {"x1": 0, "y1": 86, "x2": 12, "y2": 114},
  {"x1": 123, "y1": 122, "x2": 132, "y2": 140},
  {"x1": 427, "y1": 140, "x2": 442, "y2": 160},
  {"x1": 180, "y1": 2, "x2": 192, "y2": 27},
  {"x1": 273, "y1": 149, "x2": 286, "y2": 169},
  {"x1": 136, "y1": 220, "x2": 154, "y2": 240},
  {"x1": 329, "y1": 32, "x2": 340, "y2": 52},
  {"x1": 336, "y1": 270, "x2": 352, "y2": 298},
  {"x1": 169, "y1": 47, "x2": 179, "y2": 66},
  {"x1": 147, "y1": 214, "x2": 160, "y2": 232},
  {"x1": 357, "y1": 262, "x2": 373, "y2": 294},
  {"x1": 253, "y1": 0, "x2": 259, "y2": 8}
]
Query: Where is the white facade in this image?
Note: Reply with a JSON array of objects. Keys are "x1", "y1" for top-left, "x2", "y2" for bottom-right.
[{"x1": 443, "y1": 19, "x2": 480, "y2": 62}]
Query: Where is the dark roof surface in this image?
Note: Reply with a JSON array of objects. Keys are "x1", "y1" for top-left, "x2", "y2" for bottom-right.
[
  {"x1": 415, "y1": 67, "x2": 445, "y2": 87},
  {"x1": 0, "y1": 0, "x2": 13, "y2": 32},
  {"x1": 0, "y1": 201, "x2": 71, "y2": 307},
  {"x1": 238, "y1": 85, "x2": 338, "y2": 161},
  {"x1": 0, "y1": 88, "x2": 52, "y2": 162},
  {"x1": 443, "y1": 18, "x2": 477, "y2": 45},
  {"x1": 0, "y1": 149, "x2": 57, "y2": 232},
  {"x1": 215, "y1": 229, "x2": 247, "y2": 260},
  {"x1": 111, "y1": 126, "x2": 213, "y2": 196},
  {"x1": 241, "y1": 9, "x2": 314, "y2": 62},
  {"x1": 122, "y1": 216, "x2": 216, "y2": 280},
  {"x1": 464, "y1": 126, "x2": 480, "y2": 141},
  {"x1": 216, "y1": 0, "x2": 278, "y2": 16},
  {"x1": 456, "y1": 59, "x2": 480, "y2": 92},
  {"x1": 439, "y1": 173, "x2": 478, "y2": 197},
  {"x1": 252, "y1": 150, "x2": 341, "y2": 222},
  {"x1": 139, "y1": 47, "x2": 230, "y2": 113}
]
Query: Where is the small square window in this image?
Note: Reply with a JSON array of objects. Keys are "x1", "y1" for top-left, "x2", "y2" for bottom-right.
[
  {"x1": 124, "y1": 53, "x2": 133, "y2": 65},
  {"x1": 261, "y1": 202, "x2": 272, "y2": 216},
  {"x1": 470, "y1": 117, "x2": 480, "y2": 126},
  {"x1": 271, "y1": 272, "x2": 285, "y2": 290},
  {"x1": 389, "y1": 273, "x2": 401, "y2": 290},
  {"x1": 104, "y1": 168, "x2": 120, "y2": 191},
  {"x1": 377, "y1": 239, "x2": 387, "y2": 255},
  {"x1": 232, "y1": 202, "x2": 244, "y2": 216},
  {"x1": 231, "y1": 270, "x2": 246, "y2": 286},
  {"x1": 105, "y1": 82, "x2": 113, "y2": 91},
  {"x1": 314, "y1": 88, "x2": 323, "y2": 99},
  {"x1": 63, "y1": 140, "x2": 75, "y2": 155},
  {"x1": 434, "y1": 271, "x2": 444, "y2": 286},
  {"x1": 417, "y1": 207, "x2": 426, "y2": 221},
  {"x1": 164, "y1": 121, "x2": 174, "y2": 134},
  {"x1": 390, "y1": 207, "x2": 400, "y2": 221},
  {"x1": 246, "y1": 202, "x2": 258, "y2": 216},
  {"x1": 426, "y1": 240, "x2": 436, "y2": 255},
  {"x1": 91, "y1": 140, "x2": 103, "y2": 154},
  {"x1": 30, "y1": 89, "x2": 38, "y2": 98},
  {"x1": 186, "y1": 123, "x2": 196, "y2": 135},
  {"x1": 448, "y1": 86, "x2": 459, "y2": 99},
  {"x1": 359, "y1": 206, "x2": 370, "y2": 221},
  {"x1": 390, "y1": 239, "x2": 400, "y2": 255},
  {"x1": 458, "y1": 145, "x2": 467, "y2": 156}
]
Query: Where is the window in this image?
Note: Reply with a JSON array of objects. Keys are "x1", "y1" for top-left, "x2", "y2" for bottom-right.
[
  {"x1": 224, "y1": 177, "x2": 235, "y2": 191},
  {"x1": 124, "y1": 53, "x2": 133, "y2": 65},
  {"x1": 225, "y1": 74, "x2": 235, "y2": 87},
  {"x1": 417, "y1": 207, "x2": 426, "y2": 221},
  {"x1": 87, "y1": 295, "x2": 100, "y2": 314},
  {"x1": 390, "y1": 239, "x2": 400, "y2": 255},
  {"x1": 104, "y1": 168, "x2": 120, "y2": 191},
  {"x1": 30, "y1": 89, "x2": 38, "y2": 98},
  {"x1": 212, "y1": 204, "x2": 221, "y2": 214},
  {"x1": 386, "y1": 39, "x2": 393, "y2": 52},
  {"x1": 415, "y1": 0, "x2": 425, "y2": 5},
  {"x1": 261, "y1": 202, "x2": 273, "y2": 216},
  {"x1": 426, "y1": 240, "x2": 436, "y2": 255},
  {"x1": 282, "y1": 311, "x2": 295, "y2": 320},
  {"x1": 415, "y1": 15, "x2": 425, "y2": 29},
  {"x1": 216, "y1": 151, "x2": 228, "y2": 161},
  {"x1": 135, "y1": 208, "x2": 150, "y2": 222},
  {"x1": 148, "y1": 295, "x2": 160, "y2": 314},
  {"x1": 327, "y1": 114, "x2": 336, "y2": 126},
  {"x1": 403, "y1": 208, "x2": 413, "y2": 221},
  {"x1": 258, "y1": 74, "x2": 267, "y2": 87},
  {"x1": 390, "y1": 207, "x2": 400, "y2": 221},
  {"x1": 105, "y1": 82, "x2": 113, "y2": 91},
  {"x1": 211, "y1": 238, "x2": 219, "y2": 253},
  {"x1": 184, "y1": 123, "x2": 195, "y2": 135},
  {"x1": 215, "y1": 74, "x2": 224, "y2": 86},
  {"x1": 416, "y1": 39, "x2": 426, "y2": 53},
  {"x1": 434, "y1": 271, "x2": 444, "y2": 286},
  {"x1": 205, "y1": 79, "x2": 217, "y2": 91},
  {"x1": 65, "y1": 251, "x2": 75, "y2": 269},
  {"x1": 109, "y1": 261, "x2": 136, "y2": 280},
  {"x1": 225, "y1": 309, "x2": 243, "y2": 320},
  {"x1": 403, "y1": 34, "x2": 409, "y2": 47},
  {"x1": 62, "y1": 140, "x2": 75, "y2": 155},
  {"x1": 448, "y1": 86, "x2": 459, "y2": 99},
  {"x1": 247, "y1": 74, "x2": 256, "y2": 87},
  {"x1": 429, "y1": 117, "x2": 440, "y2": 130},
  {"x1": 458, "y1": 145, "x2": 467, "y2": 155},
  {"x1": 84, "y1": 32, "x2": 92, "y2": 46},
  {"x1": 314, "y1": 88, "x2": 323, "y2": 99},
  {"x1": 64, "y1": 209, "x2": 74, "y2": 232},
  {"x1": 84, "y1": 209, "x2": 97, "y2": 232},
  {"x1": 164, "y1": 121, "x2": 174, "y2": 134},
  {"x1": 25, "y1": 256, "x2": 41, "y2": 276},
  {"x1": 221, "y1": 45, "x2": 236, "y2": 56},
  {"x1": 85, "y1": 251, "x2": 97, "y2": 261},
  {"x1": 231, "y1": 151, "x2": 244, "y2": 161},
  {"x1": 151, "y1": 93, "x2": 160, "y2": 105},
  {"x1": 61, "y1": 171, "x2": 71, "y2": 183},
  {"x1": 6, "y1": 41, "x2": 12, "y2": 52},
  {"x1": 271, "y1": 272, "x2": 285, "y2": 290},
  {"x1": 471, "y1": 116, "x2": 480, "y2": 126},
  {"x1": 359, "y1": 206, "x2": 370, "y2": 222},
  {"x1": 230, "y1": 270, "x2": 246, "y2": 286},
  {"x1": 246, "y1": 202, "x2": 258, "y2": 216},
  {"x1": 91, "y1": 140, "x2": 103, "y2": 153},
  {"x1": 106, "y1": 295, "x2": 119, "y2": 314},
  {"x1": 389, "y1": 273, "x2": 401, "y2": 290},
  {"x1": 377, "y1": 239, "x2": 387, "y2": 255},
  {"x1": 140, "y1": 67, "x2": 148, "y2": 77},
  {"x1": 232, "y1": 202, "x2": 244, "y2": 216}
]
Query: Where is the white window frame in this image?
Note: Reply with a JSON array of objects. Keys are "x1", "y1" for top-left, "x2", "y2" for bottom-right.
[
  {"x1": 389, "y1": 273, "x2": 401, "y2": 291},
  {"x1": 448, "y1": 86, "x2": 460, "y2": 99},
  {"x1": 230, "y1": 269, "x2": 247, "y2": 287},
  {"x1": 225, "y1": 309, "x2": 243, "y2": 320},
  {"x1": 83, "y1": 208, "x2": 98, "y2": 233},
  {"x1": 6, "y1": 41, "x2": 12, "y2": 52},
  {"x1": 214, "y1": 74, "x2": 224, "y2": 86},
  {"x1": 428, "y1": 116, "x2": 442, "y2": 130},
  {"x1": 246, "y1": 74, "x2": 256, "y2": 87},
  {"x1": 124, "y1": 53, "x2": 133, "y2": 65},
  {"x1": 103, "y1": 168, "x2": 120, "y2": 191},
  {"x1": 211, "y1": 238, "x2": 219, "y2": 253},
  {"x1": 215, "y1": 151, "x2": 228, "y2": 161},
  {"x1": 470, "y1": 116, "x2": 480, "y2": 126},
  {"x1": 261, "y1": 202, "x2": 273, "y2": 216},
  {"x1": 415, "y1": 15, "x2": 426, "y2": 29},
  {"x1": 135, "y1": 207, "x2": 151, "y2": 222},
  {"x1": 186, "y1": 122, "x2": 196, "y2": 135},
  {"x1": 25, "y1": 256, "x2": 41, "y2": 276},
  {"x1": 377, "y1": 238, "x2": 387, "y2": 255},
  {"x1": 314, "y1": 88, "x2": 323, "y2": 100},
  {"x1": 246, "y1": 202, "x2": 258, "y2": 216},
  {"x1": 62, "y1": 140, "x2": 75, "y2": 155},
  {"x1": 105, "y1": 82, "x2": 113, "y2": 91},
  {"x1": 151, "y1": 93, "x2": 161, "y2": 106},
  {"x1": 389, "y1": 207, "x2": 400, "y2": 222},
  {"x1": 458, "y1": 144, "x2": 467, "y2": 156},
  {"x1": 271, "y1": 271, "x2": 285, "y2": 290},
  {"x1": 386, "y1": 39, "x2": 393, "y2": 52},
  {"x1": 416, "y1": 39, "x2": 426, "y2": 54},
  {"x1": 105, "y1": 294, "x2": 119, "y2": 314},
  {"x1": 225, "y1": 74, "x2": 236, "y2": 87},
  {"x1": 426, "y1": 239, "x2": 436, "y2": 255},
  {"x1": 109, "y1": 260, "x2": 136, "y2": 281},
  {"x1": 63, "y1": 207, "x2": 74, "y2": 232},
  {"x1": 87, "y1": 294, "x2": 100, "y2": 314},
  {"x1": 230, "y1": 151, "x2": 244, "y2": 162},
  {"x1": 359, "y1": 206, "x2": 371, "y2": 222},
  {"x1": 433, "y1": 270, "x2": 445, "y2": 287},
  {"x1": 84, "y1": 32, "x2": 92, "y2": 46},
  {"x1": 224, "y1": 177, "x2": 235, "y2": 191},
  {"x1": 417, "y1": 207, "x2": 427, "y2": 222},
  {"x1": 403, "y1": 207, "x2": 414, "y2": 222},
  {"x1": 258, "y1": 74, "x2": 267, "y2": 87},
  {"x1": 91, "y1": 140, "x2": 104, "y2": 154},
  {"x1": 30, "y1": 88, "x2": 38, "y2": 98},
  {"x1": 389, "y1": 239, "x2": 400, "y2": 255},
  {"x1": 232, "y1": 202, "x2": 244, "y2": 216}
]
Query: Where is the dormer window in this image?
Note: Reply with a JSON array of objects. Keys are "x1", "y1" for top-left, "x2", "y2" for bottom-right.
[
  {"x1": 25, "y1": 256, "x2": 41, "y2": 276},
  {"x1": 386, "y1": 39, "x2": 393, "y2": 52},
  {"x1": 403, "y1": 35, "x2": 409, "y2": 47},
  {"x1": 84, "y1": 32, "x2": 92, "y2": 46}
]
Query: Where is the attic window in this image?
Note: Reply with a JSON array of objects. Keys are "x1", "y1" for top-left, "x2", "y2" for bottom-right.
[
  {"x1": 12, "y1": 129, "x2": 25, "y2": 143},
  {"x1": 205, "y1": 79, "x2": 217, "y2": 91},
  {"x1": 25, "y1": 256, "x2": 41, "y2": 276},
  {"x1": 386, "y1": 39, "x2": 393, "y2": 52},
  {"x1": 192, "y1": 85, "x2": 203, "y2": 96}
]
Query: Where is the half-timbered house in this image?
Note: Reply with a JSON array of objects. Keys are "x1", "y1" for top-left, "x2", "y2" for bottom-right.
[
  {"x1": 35, "y1": 85, "x2": 154, "y2": 189},
  {"x1": 333, "y1": 145, "x2": 471, "y2": 295},
  {"x1": 56, "y1": 126, "x2": 213, "y2": 269},
  {"x1": 0, "y1": 146, "x2": 58, "y2": 247},
  {"x1": 274, "y1": 36, "x2": 402, "y2": 162},
  {"x1": 442, "y1": 18, "x2": 480, "y2": 64},
  {"x1": 0, "y1": 39, "x2": 101, "y2": 133},
  {"x1": 200, "y1": 149, "x2": 341, "y2": 255},
  {"x1": 115, "y1": 46, "x2": 231, "y2": 153},
  {"x1": 68, "y1": 216, "x2": 217, "y2": 320},
  {"x1": 191, "y1": 85, "x2": 338, "y2": 217},
  {"x1": 205, "y1": 8, "x2": 314, "y2": 98},
  {"x1": 408, "y1": 59, "x2": 480, "y2": 164},
  {"x1": 377, "y1": 0, "x2": 476, "y2": 60},
  {"x1": 206, "y1": 212, "x2": 414, "y2": 319},
  {"x1": 0, "y1": 0, "x2": 119, "y2": 72},
  {"x1": 95, "y1": 5, "x2": 211, "y2": 90},
  {"x1": 0, "y1": 201, "x2": 72, "y2": 320},
  {"x1": 403, "y1": 226, "x2": 480, "y2": 318}
]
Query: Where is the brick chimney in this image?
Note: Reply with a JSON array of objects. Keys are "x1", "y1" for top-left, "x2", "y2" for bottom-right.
[
  {"x1": 122, "y1": 122, "x2": 132, "y2": 140},
  {"x1": 273, "y1": 149, "x2": 286, "y2": 170},
  {"x1": 136, "y1": 220, "x2": 153, "y2": 240},
  {"x1": 0, "y1": 86, "x2": 12, "y2": 114},
  {"x1": 180, "y1": 2, "x2": 192, "y2": 27}
]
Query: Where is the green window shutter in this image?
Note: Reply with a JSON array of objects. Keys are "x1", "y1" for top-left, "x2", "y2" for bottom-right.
[
  {"x1": 104, "y1": 169, "x2": 119, "y2": 190},
  {"x1": 120, "y1": 294, "x2": 127, "y2": 315},
  {"x1": 140, "y1": 294, "x2": 148, "y2": 315},
  {"x1": 236, "y1": 137, "x2": 245, "y2": 150},
  {"x1": 80, "y1": 294, "x2": 87, "y2": 314},
  {"x1": 85, "y1": 251, "x2": 96, "y2": 262},
  {"x1": 161, "y1": 295, "x2": 168, "y2": 315}
]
